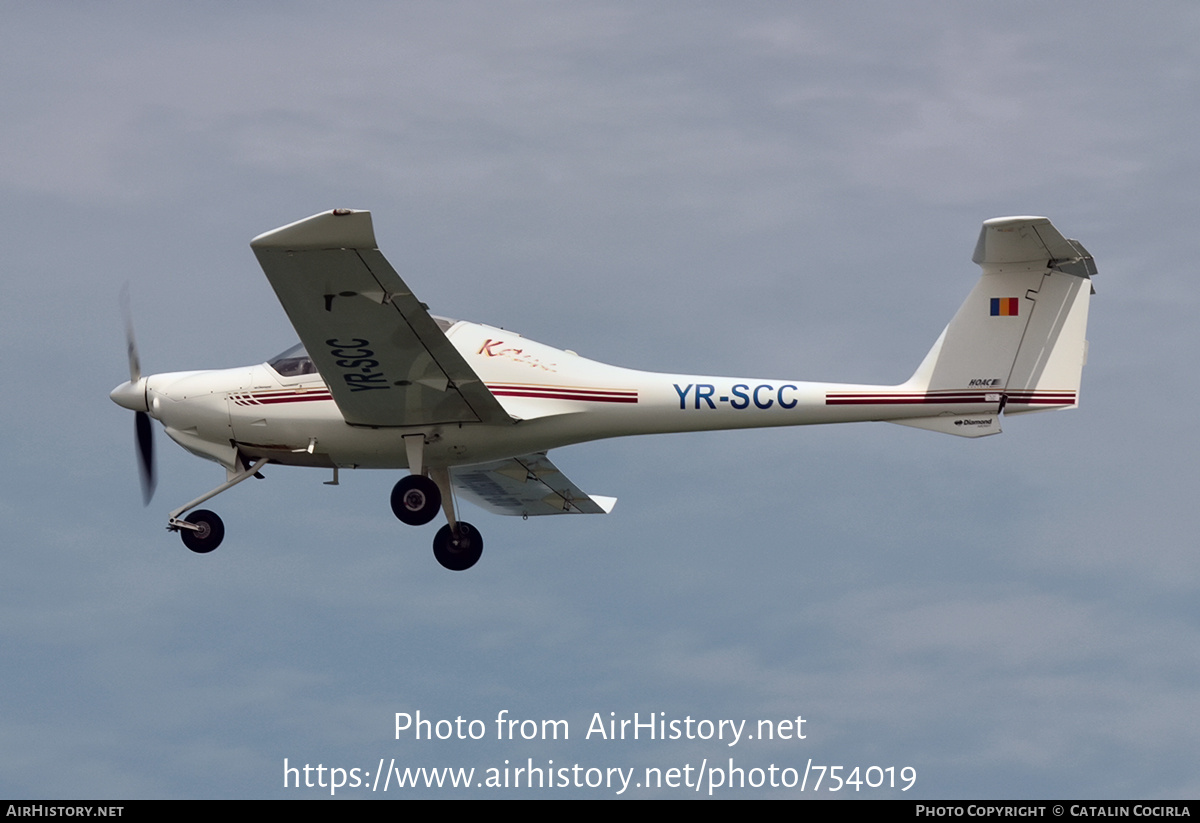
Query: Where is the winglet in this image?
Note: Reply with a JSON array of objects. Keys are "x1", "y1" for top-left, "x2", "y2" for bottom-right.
[{"x1": 250, "y1": 209, "x2": 377, "y2": 251}]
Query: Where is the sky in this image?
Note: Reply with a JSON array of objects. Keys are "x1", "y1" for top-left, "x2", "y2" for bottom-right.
[{"x1": 2, "y1": 1, "x2": 1198, "y2": 799}]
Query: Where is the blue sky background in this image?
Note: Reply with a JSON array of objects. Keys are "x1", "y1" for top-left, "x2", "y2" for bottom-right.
[{"x1": 2, "y1": 1, "x2": 1197, "y2": 798}]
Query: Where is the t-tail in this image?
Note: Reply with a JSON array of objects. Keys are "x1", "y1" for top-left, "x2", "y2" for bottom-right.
[{"x1": 889, "y1": 216, "x2": 1095, "y2": 438}]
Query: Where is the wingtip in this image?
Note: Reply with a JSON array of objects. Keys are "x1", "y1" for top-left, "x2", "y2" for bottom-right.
[
  {"x1": 591, "y1": 495, "x2": 618, "y2": 514},
  {"x1": 250, "y1": 209, "x2": 376, "y2": 251},
  {"x1": 981, "y1": 215, "x2": 1049, "y2": 227}
]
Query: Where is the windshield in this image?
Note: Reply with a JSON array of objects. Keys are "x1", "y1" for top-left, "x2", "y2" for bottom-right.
[
  {"x1": 266, "y1": 317, "x2": 459, "y2": 377},
  {"x1": 268, "y1": 343, "x2": 318, "y2": 377}
]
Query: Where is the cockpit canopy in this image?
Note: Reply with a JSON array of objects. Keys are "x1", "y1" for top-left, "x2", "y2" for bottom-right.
[
  {"x1": 267, "y1": 316, "x2": 459, "y2": 378},
  {"x1": 267, "y1": 342, "x2": 318, "y2": 377}
]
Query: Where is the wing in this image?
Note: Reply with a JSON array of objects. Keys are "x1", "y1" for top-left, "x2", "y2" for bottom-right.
[
  {"x1": 251, "y1": 210, "x2": 511, "y2": 427},
  {"x1": 451, "y1": 453, "x2": 616, "y2": 516}
]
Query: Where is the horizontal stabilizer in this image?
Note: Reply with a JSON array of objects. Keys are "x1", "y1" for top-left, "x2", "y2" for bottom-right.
[
  {"x1": 972, "y1": 216, "x2": 1096, "y2": 277},
  {"x1": 891, "y1": 413, "x2": 1002, "y2": 438}
]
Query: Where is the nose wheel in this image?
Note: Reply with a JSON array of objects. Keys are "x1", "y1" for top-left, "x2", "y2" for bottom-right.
[
  {"x1": 179, "y1": 509, "x2": 225, "y2": 553},
  {"x1": 166, "y1": 457, "x2": 267, "y2": 556}
]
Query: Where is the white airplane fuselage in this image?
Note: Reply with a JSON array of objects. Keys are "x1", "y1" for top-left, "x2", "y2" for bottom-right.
[{"x1": 137, "y1": 317, "x2": 1008, "y2": 476}]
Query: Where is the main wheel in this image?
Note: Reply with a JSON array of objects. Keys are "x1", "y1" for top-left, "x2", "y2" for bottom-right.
[
  {"x1": 390, "y1": 475, "x2": 441, "y2": 526},
  {"x1": 432, "y1": 522, "x2": 483, "y2": 571},
  {"x1": 180, "y1": 509, "x2": 224, "y2": 554}
]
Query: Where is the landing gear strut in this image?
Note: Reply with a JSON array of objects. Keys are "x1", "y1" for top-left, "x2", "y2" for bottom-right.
[
  {"x1": 424, "y1": 466, "x2": 484, "y2": 571},
  {"x1": 390, "y1": 475, "x2": 441, "y2": 526}
]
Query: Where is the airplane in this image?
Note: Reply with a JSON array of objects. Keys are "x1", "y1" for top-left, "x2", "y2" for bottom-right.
[{"x1": 110, "y1": 210, "x2": 1096, "y2": 571}]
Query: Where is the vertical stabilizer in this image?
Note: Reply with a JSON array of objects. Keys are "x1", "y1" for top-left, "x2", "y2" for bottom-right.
[{"x1": 895, "y1": 217, "x2": 1095, "y2": 435}]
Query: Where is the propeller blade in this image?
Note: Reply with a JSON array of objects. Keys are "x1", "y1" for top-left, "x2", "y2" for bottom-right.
[
  {"x1": 120, "y1": 283, "x2": 141, "y2": 383},
  {"x1": 121, "y1": 286, "x2": 156, "y2": 504},
  {"x1": 135, "y1": 410, "x2": 156, "y2": 505}
]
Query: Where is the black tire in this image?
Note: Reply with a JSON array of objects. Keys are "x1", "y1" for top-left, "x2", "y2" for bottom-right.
[
  {"x1": 180, "y1": 509, "x2": 224, "y2": 554},
  {"x1": 390, "y1": 475, "x2": 442, "y2": 526},
  {"x1": 432, "y1": 522, "x2": 483, "y2": 571}
]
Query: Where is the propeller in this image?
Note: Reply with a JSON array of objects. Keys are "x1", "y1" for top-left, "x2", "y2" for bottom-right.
[
  {"x1": 135, "y1": 405, "x2": 156, "y2": 505},
  {"x1": 120, "y1": 285, "x2": 156, "y2": 505}
]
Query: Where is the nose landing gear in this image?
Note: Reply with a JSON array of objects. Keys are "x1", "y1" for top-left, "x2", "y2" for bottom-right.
[
  {"x1": 167, "y1": 456, "x2": 268, "y2": 555},
  {"x1": 179, "y1": 509, "x2": 224, "y2": 553}
]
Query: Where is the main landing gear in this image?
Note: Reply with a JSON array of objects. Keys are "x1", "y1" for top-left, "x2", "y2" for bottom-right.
[
  {"x1": 432, "y1": 522, "x2": 483, "y2": 572},
  {"x1": 396, "y1": 438, "x2": 484, "y2": 571},
  {"x1": 390, "y1": 475, "x2": 441, "y2": 526},
  {"x1": 392, "y1": 463, "x2": 483, "y2": 571}
]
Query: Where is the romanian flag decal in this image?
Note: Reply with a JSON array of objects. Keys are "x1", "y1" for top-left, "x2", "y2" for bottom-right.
[{"x1": 990, "y1": 297, "x2": 1019, "y2": 316}]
